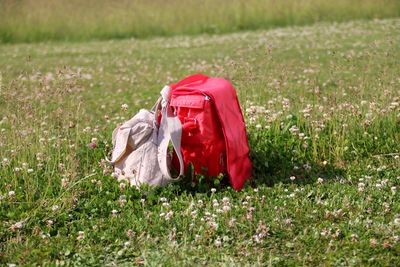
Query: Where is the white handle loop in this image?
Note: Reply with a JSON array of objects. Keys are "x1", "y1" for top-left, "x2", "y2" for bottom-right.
[{"x1": 157, "y1": 86, "x2": 185, "y2": 181}]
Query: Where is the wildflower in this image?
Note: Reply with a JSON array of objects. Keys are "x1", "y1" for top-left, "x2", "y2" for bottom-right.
[
  {"x1": 317, "y1": 177, "x2": 324, "y2": 184},
  {"x1": 61, "y1": 178, "x2": 69, "y2": 188},
  {"x1": 229, "y1": 218, "x2": 237, "y2": 227},
  {"x1": 391, "y1": 186, "x2": 397, "y2": 194},
  {"x1": 194, "y1": 235, "x2": 201, "y2": 242},
  {"x1": 2, "y1": 158, "x2": 10, "y2": 165},
  {"x1": 8, "y1": 191, "x2": 15, "y2": 198},
  {"x1": 223, "y1": 205, "x2": 231, "y2": 212},
  {"x1": 119, "y1": 195, "x2": 127, "y2": 207},
  {"x1": 27, "y1": 168, "x2": 34, "y2": 173},
  {"x1": 10, "y1": 221, "x2": 23, "y2": 232},
  {"x1": 52, "y1": 205, "x2": 59, "y2": 211},
  {"x1": 160, "y1": 197, "x2": 167, "y2": 203},
  {"x1": 165, "y1": 211, "x2": 174, "y2": 220},
  {"x1": 255, "y1": 124, "x2": 262, "y2": 130},
  {"x1": 212, "y1": 199, "x2": 219, "y2": 206},
  {"x1": 383, "y1": 241, "x2": 392, "y2": 249},
  {"x1": 111, "y1": 209, "x2": 118, "y2": 217},
  {"x1": 247, "y1": 207, "x2": 255, "y2": 221},
  {"x1": 214, "y1": 237, "x2": 222, "y2": 247},
  {"x1": 211, "y1": 188, "x2": 216, "y2": 193},
  {"x1": 77, "y1": 231, "x2": 85, "y2": 241},
  {"x1": 370, "y1": 238, "x2": 378, "y2": 247},
  {"x1": 209, "y1": 222, "x2": 218, "y2": 230},
  {"x1": 88, "y1": 142, "x2": 97, "y2": 149},
  {"x1": 191, "y1": 210, "x2": 198, "y2": 219},
  {"x1": 121, "y1": 104, "x2": 129, "y2": 111},
  {"x1": 140, "y1": 198, "x2": 146, "y2": 205},
  {"x1": 290, "y1": 176, "x2": 296, "y2": 181},
  {"x1": 351, "y1": 234, "x2": 359, "y2": 242},
  {"x1": 126, "y1": 229, "x2": 135, "y2": 238},
  {"x1": 358, "y1": 182, "x2": 365, "y2": 192}
]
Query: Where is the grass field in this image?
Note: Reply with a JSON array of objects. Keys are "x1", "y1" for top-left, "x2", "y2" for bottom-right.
[
  {"x1": 0, "y1": 17, "x2": 400, "y2": 265},
  {"x1": 1, "y1": 0, "x2": 400, "y2": 43}
]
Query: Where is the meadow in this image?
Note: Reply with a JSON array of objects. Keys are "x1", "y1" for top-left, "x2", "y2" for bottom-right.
[
  {"x1": 1, "y1": 0, "x2": 400, "y2": 43},
  {"x1": 0, "y1": 14, "x2": 400, "y2": 267}
]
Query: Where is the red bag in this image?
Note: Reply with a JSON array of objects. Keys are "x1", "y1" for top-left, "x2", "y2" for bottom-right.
[{"x1": 169, "y1": 74, "x2": 252, "y2": 191}]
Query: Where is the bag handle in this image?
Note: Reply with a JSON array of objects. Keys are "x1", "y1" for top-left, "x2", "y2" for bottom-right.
[
  {"x1": 157, "y1": 86, "x2": 185, "y2": 181},
  {"x1": 170, "y1": 74, "x2": 209, "y2": 89}
]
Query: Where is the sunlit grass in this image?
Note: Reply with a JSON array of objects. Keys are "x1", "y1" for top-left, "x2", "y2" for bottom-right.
[
  {"x1": 0, "y1": 19, "x2": 399, "y2": 265},
  {"x1": 0, "y1": 0, "x2": 399, "y2": 43}
]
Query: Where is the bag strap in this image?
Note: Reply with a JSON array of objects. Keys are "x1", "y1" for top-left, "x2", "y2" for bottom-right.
[
  {"x1": 170, "y1": 74, "x2": 209, "y2": 89},
  {"x1": 157, "y1": 86, "x2": 184, "y2": 181}
]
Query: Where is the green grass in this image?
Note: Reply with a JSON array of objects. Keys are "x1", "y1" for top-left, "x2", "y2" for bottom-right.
[
  {"x1": 0, "y1": 18, "x2": 400, "y2": 265},
  {"x1": 1, "y1": 0, "x2": 400, "y2": 43}
]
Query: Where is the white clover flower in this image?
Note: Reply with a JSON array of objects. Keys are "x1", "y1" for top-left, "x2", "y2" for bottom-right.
[
  {"x1": 391, "y1": 186, "x2": 397, "y2": 194},
  {"x1": 160, "y1": 197, "x2": 167, "y2": 202},
  {"x1": 77, "y1": 231, "x2": 85, "y2": 241},
  {"x1": 165, "y1": 211, "x2": 174, "y2": 221},
  {"x1": 8, "y1": 191, "x2": 15, "y2": 198},
  {"x1": 290, "y1": 176, "x2": 296, "y2": 181},
  {"x1": 191, "y1": 210, "x2": 198, "y2": 218},
  {"x1": 10, "y1": 221, "x2": 23, "y2": 232},
  {"x1": 223, "y1": 205, "x2": 231, "y2": 212},
  {"x1": 317, "y1": 177, "x2": 324, "y2": 184},
  {"x1": 52, "y1": 205, "x2": 59, "y2": 211},
  {"x1": 211, "y1": 188, "x2": 216, "y2": 193},
  {"x1": 209, "y1": 222, "x2": 218, "y2": 230},
  {"x1": 121, "y1": 104, "x2": 129, "y2": 110},
  {"x1": 27, "y1": 168, "x2": 34, "y2": 173},
  {"x1": 214, "y1": 237, "x2": 222, "y2": 247},
  {"x1": 111, "y1": 209, "x2": 118, "y2": 216},
  {"x1": 195, "y1": 234, "x2": 201, "y2": 241}
]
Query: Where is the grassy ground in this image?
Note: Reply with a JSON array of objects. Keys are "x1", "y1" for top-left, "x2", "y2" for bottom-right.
[
  {"x1": 0, "y1": 18, "x2": 399, "y2": 265},
  {"x1": 1, "y1": 0, "x2": 400, "y2": 43}
]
